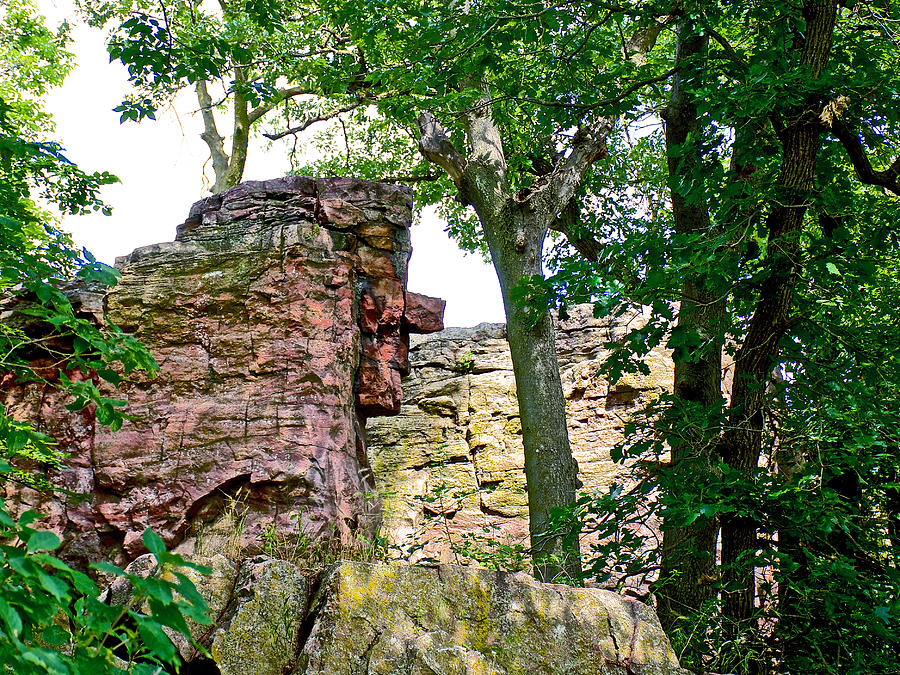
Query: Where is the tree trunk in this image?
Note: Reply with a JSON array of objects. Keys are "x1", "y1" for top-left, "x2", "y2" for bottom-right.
[
  {"x1": 657, "y1": 22, "x2": 725, "y2": 629},
  {"x1": 417, "y1": 86, "x2": 584, "y2": 581},
  {"x1": 223, "y1": 65, "x2": 251, "y2": 191},
  {"x1": 720, "y1": 0, "x2": 838, "y2": 630},
  {"x1": 481, "y1": 202, "x2": 581, "y2": 581},
  {"x1": 196, "y1": 68, "x2": 252, "y2": 194},
  {"x1": 196, "y1": 80, "x2": 231, "y2": 193},
  {"x1": 463, "y1": 95, "x2": 582, "y2": 580}
]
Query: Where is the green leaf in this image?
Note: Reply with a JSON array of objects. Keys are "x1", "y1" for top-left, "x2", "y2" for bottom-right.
[
  {"x1": 0, "y1": 597, "x2": 23, "y2": 638},
  {"x1": 142, "y1": 528, "x2": 167, "y2": 557},
  {"x1": 134, "y1": 615, "x2": 177, "y2": 662},
  {"x1": 40, "y1": 623, "x2": 70, "y2": 646},
  {"x1": 17, "y1": 510, "x2": 41, "y2": 527},
  {"x1": 21, "y1": 648, "x2": 70, "y2": 675},
  {"x1": 26, "y1": 530, "x2": 61, "y2": 552}
]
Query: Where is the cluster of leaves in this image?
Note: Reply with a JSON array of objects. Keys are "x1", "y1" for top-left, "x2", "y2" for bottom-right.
[
  {"x1": 0, "y1": 460, "x2": 211, "y2": 675},
  {"x1": 78, "y1": 0, "x2": 362, "y2": 132},
  {"x1": 552, "y1": 481, "x2": 661, "y2": 592}
]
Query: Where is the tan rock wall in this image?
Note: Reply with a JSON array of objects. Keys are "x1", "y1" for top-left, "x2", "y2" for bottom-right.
[{"x1": 366, "y1": 305, "x2": 673, "y2": 564}]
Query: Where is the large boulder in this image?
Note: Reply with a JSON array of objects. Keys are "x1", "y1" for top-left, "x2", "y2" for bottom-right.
[
  {"x1": 299, "y1": 561, "x2": 688, "y2": 675},
  {"x1": 166, "y1": 557, "x2": 689, "y2": 674}
]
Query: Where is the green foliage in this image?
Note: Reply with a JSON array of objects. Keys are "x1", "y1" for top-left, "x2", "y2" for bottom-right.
[
  {"x1": 79, "y1": 0, "x2": 360, "y2": 147},
  {"x1": 0, "y1": 462, "x2": 211, "y2": 674},
  {"x1": 448, "y1": 525, "x2": 531, "y2": 574},
  {"x1": 551, "y1": 480, "x2": 660, "y2": 591},
  {"x1": 0, "y1": 6, "x2": 196, "y2": 671},
  {"x1": 0, "y1": 1, "x2": 158, "y2": 480},
  {"x1": 505, "y1": 2, "x2": 900, "y2": 669},
  {"x1": 451, "y1": 350, "x2": 476, "y2": 374}
]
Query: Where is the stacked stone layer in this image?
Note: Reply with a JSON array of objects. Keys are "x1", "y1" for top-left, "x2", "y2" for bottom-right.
[{"x1": 366, "y1": 305, "x2": 673, "y2": 565}]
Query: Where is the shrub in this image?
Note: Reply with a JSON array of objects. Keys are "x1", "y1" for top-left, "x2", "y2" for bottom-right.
[{"x1": 0, "y1": 461, "x2": 211, "y2": 675}]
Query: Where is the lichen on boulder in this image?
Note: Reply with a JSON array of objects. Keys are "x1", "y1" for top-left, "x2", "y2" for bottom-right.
[
  {"x1": 168, "y1": 557, "x2": 688, "y2": 675},
  {"x1": 209, "y1": 556, "x2": 310, "y2": 675},
  {"x1": 298, "y1": 561, "x2": 688, "y2": 675}
]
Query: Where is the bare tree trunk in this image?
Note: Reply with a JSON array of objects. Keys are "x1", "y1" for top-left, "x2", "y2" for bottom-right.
[{"x1": 196, "y1": 80, "x2": 231, "y2": 193}]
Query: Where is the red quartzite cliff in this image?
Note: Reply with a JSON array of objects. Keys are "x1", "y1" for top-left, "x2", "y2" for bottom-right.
[{"x1": 0, "y1": 176, "x2": 445, "y2": 569}]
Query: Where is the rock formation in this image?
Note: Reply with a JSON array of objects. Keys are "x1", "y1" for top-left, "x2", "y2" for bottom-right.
[
  {"x1": 0, "y1": 176, "x2": 444, "y2": 569},
  {"x1": 366, "y1": 305, "x2": 673, "y2": 568},
  {"x1": 1, "y1": 177, "x2": 693, "y2": 674},
  {"x1": 130, "y1": 554, "x2": 690, "y2": 675}
]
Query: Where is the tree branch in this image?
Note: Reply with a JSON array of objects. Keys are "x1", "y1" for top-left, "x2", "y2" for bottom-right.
[
  {"x1": 624, "y1": 15, "x2": 670, "y2": 67},
  {"x1": 546, "y1": 200, "x2": 601, "y2": 261},
  {"x1": 247, "y1": 85, "x2": 315, "y2": 125},
  {"x1": 829, "y1": 118, "x2": 900, "y2": 196},
  {"x1": 415, "y1": 111, "x2": 468, "y2": 187},
  {"x1": 527, "y1": 115, "x2": 616, "y2": 219},
  {"x1": 522, "y1": 17, "x2": 670, "y2": 251},
  {"x1": 263, "y1": 101, "x2": 367, "y2": 140},
  {"x1": 706, "y1": 27, "x2": 746, "y2": 66},
  {"x1": 509, "y1": 68, "x2": 677, "y2": 112}
]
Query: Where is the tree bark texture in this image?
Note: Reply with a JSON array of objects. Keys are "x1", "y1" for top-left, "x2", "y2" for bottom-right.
[
  {"x1": 481, "y1": 202, "x2": 581, "y2": 581},
  {"x1": 224, "y1": 64, "x2": 251, "y2": 191},
  {"x1": 196, "y1": 69, "x2": 252, "y2": 194},
  {"x1": 196, "y1": 80, "x2": 232, "y2": 193},
  {"x1": 458, "y1": 92, "x2": 582, "y2": 580},
  {"x1": 720, "y1": 0, "x2": 838, "y2": 629},
  {"x1": 657, "y1": 22, "x2": 725, "y2": 629}
]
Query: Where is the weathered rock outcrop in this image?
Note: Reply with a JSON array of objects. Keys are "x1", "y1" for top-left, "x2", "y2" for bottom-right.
[
  {"x1": 1, "y1": 176, "x2": 444, "y2": 568},
  {"x1": 139, "y1": 555, "x2": 690, "y2": 674},
  {"x1": 366, "y1": 305, "x2": 672, "y2": 565}
]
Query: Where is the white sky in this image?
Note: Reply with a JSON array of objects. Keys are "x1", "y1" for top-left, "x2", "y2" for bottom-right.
[{"x1": 36, "y1": 0, "x2": 505, "y2": 327}]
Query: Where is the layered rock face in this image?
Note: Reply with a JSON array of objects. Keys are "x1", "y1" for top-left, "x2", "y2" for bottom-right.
[
  {"x1": 148, "y1": 555, "x2": 690, "y2": 674},
  {"x1": 0, "y1": 176, "x2": 444, "y2": 568},
  {"x1": 366, "y1": 305, "x2": 672, "y2": 565}
]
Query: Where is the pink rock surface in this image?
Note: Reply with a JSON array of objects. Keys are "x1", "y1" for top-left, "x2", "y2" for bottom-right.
[
  {"x1": 1, "y1": 176, "x2": 444, "y2": 569},
  {"x1": 404, "y1": 292, "x2": 448, "y2": 334}
]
